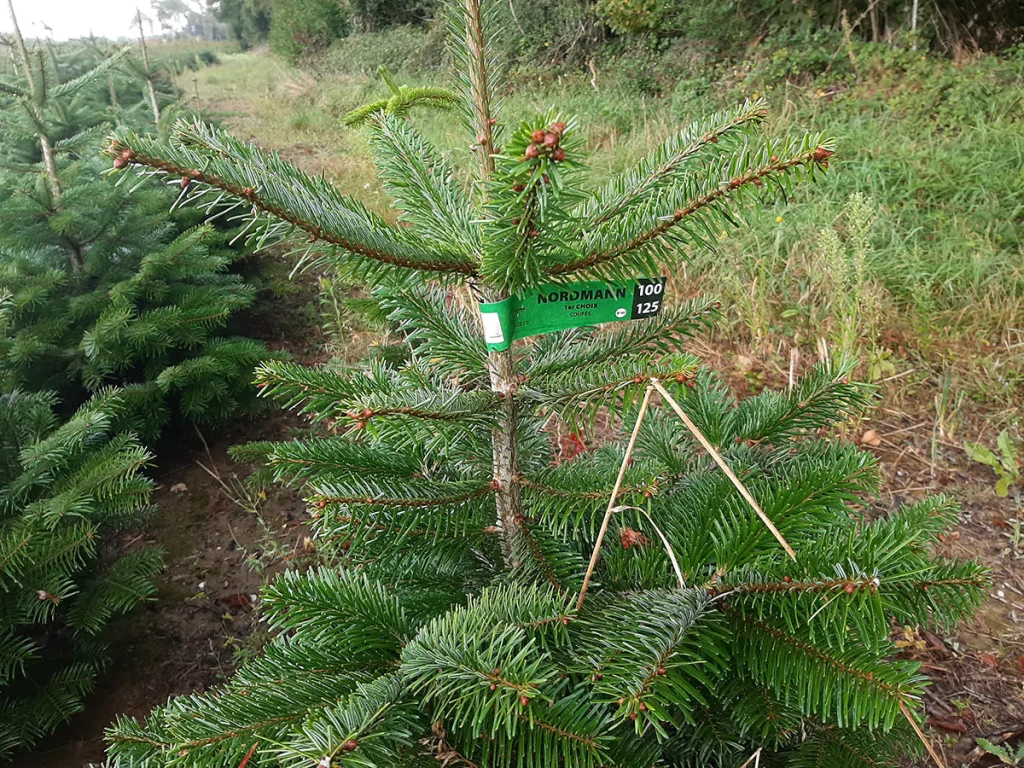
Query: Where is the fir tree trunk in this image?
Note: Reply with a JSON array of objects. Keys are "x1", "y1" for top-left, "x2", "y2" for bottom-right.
[
  {"x1": 463, "y1": 0, "x2": 523, "y2": 564},
  {"x1": 488, "y1": 348, "x2": 523, "y2": 564},
  {"x1": 30, "y1": 50, "x2": 64, "y2": 205},
  {"x1": 58, "y1": 233, "x2": 84, "y2": 272},
  {"x1": 5, "y1": 0, "x2": 32, "y2": 91},
  {"x1": 136, "y1": 9, "x2": 161, "y2": 124},
  {"x1": 464, "y1": 0, "x2": 495, "y2": 179},
  {"x1": 38, "y1": 132, "x2": 63, "y2": 201}
]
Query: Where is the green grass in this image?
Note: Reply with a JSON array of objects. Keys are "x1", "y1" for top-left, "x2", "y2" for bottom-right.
[{"x1": 179, "y1": 39, "x2": 1024, "y2": 415}]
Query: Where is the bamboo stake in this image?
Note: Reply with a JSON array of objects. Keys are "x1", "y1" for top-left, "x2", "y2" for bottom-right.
[
  {"x1": 577, "y1": 385, "x2": 654, "y2": 610},
  {"x1": 738, "y1": 748, "x2": 762, "y2": 768},
  {"x1": 649, "y1": 378, "x2": 797, "y2": 561}
]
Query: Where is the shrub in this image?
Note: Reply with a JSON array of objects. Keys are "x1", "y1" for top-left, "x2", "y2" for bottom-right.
[
  {"x1": 347, "y1": 0, "x2": 436, "y2": 32},
  {"x1": 594, "y1": 1, "x2": 1023, "y2": 53},
  {"x1": 595, "y1": 0, "x2": 678, "y2": 36},
  {"x1": 317, "y1": 24, "x2": 447, "y2": 76},
  {"x1": 495, "y1": 0, "x2": 598, "y2": 64},
  {"x1": 217, "y1": 0, "x2": 272, "y2": 49},
  {"x1": 269, "y1": 0, "x2": 350, "y2": 63}
]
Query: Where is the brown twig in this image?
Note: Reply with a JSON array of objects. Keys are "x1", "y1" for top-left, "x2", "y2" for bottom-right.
[
  {"x1": 611, "y1": 504, "x2": 685, "y2": 588},
  {"x1": 194, "y1": 423, "x2": 215, "y2": 468},
  {"x1": 237, "y1": 742, "x2": 259, "y2": 768}
]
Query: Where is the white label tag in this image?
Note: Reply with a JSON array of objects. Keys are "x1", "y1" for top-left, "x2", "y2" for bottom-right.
[{"x1": 480, "y1": 311, "x2": 505, "y2": 345}]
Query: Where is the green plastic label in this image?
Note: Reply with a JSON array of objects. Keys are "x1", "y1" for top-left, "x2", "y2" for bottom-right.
[{"x1": 479, "y1": 277, "x2": 666, "y2": 351}]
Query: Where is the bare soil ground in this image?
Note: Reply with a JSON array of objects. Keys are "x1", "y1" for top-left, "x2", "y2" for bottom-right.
[{"x1": 877, "y1": 437, "x2": 1024, "y2": 766}]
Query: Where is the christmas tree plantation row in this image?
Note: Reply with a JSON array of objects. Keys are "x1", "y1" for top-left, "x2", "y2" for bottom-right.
[{"x1": 0, "y1": 15, "x2": 280, "y2": 756}]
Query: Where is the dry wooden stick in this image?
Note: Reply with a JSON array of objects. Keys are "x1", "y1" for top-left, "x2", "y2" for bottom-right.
[
  {"x1": 649, "y1": 378, "x2": 797, "y2": 561},
  {"x1": 576, "y1": 384, "x2": 654, "y2": 610},
  {"x1": 900, "y1": 698, "x2": 947, "y2": 768},
  {"x1": 237, "y1": 742, "x2": 259, "y2": 768},
  {"x1": 738, "y1": 748, "x2": 762, "y2": 768}
]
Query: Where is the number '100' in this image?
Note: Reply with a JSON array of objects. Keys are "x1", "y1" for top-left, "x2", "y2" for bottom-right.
[{"x1": 638, "y1": 282, "x2": 664, "y2": 297}]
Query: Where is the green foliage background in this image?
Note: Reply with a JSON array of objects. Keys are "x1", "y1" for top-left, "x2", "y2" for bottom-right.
[
  {"x1": 219, "y1": 0, "x2": 1023, "y2": 70},
  {"x1": 269, "y1": 0, "x2": 350, "y2": 63}
]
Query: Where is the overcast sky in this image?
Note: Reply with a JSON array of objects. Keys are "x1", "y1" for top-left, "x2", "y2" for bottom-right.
[{"x1": 2, "y1": 0, "x2": 154, "y2": 42}]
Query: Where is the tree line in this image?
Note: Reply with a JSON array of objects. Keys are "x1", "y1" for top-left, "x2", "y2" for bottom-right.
[{"x1": 217, "y1": 0, "x2": 1023, "y2": 64}]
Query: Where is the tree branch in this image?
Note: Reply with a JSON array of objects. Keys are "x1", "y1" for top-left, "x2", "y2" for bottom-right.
[
  {"x1": 109, "y1": 142, "x2": 477, "y2": 275},
  {"x1": 549, "y1": 146, "x2": 832, "y2": 278}
]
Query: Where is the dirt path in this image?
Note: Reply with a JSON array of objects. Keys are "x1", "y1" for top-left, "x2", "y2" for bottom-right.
[{"x1": 11, "y1": 414, "x2": 313, "y2": 768}]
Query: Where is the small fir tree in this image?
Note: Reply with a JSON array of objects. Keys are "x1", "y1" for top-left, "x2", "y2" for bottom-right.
[
  {"x1": 104, "y1": 2, "x2": 986, "y2": 765},
  {"x1": 0, "y1": 387, "x2": 161, "y2": 758},
  {"x1": 0, "y1": 13, "x2": 275, "y2": 439}
]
